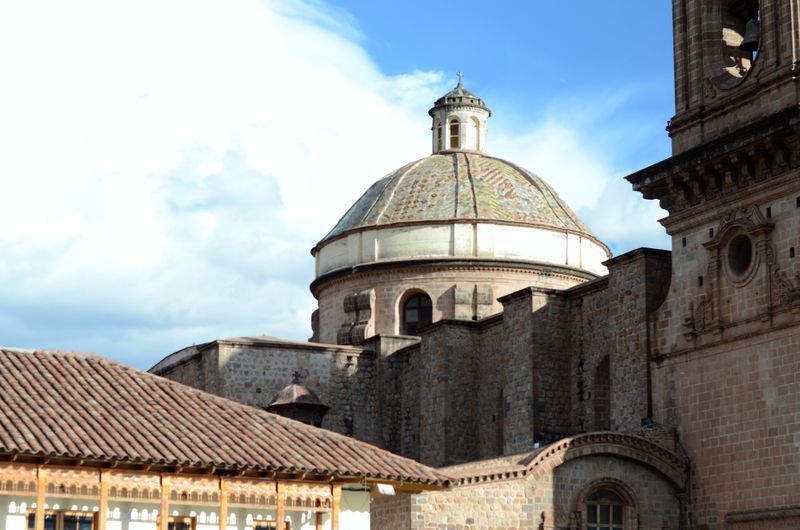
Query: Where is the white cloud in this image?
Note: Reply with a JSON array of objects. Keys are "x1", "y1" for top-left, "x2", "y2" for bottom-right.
[
  {"x1": 0, "y1": 0, "x2": 668, "y2": 368},
  {"x1": 0, "y1": 0, "x2": 447, "y2": 365},
  {"x1": 491, "y1": 91, "x2": 671, "y2": 254}
]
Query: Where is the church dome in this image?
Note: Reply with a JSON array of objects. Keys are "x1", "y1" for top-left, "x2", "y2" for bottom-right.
[
  {"x1": 311, "y1": 78, "x2": 610, "y2": 281},
  {"x1": 319, "y1": 152, "x2": 592, "y2": 244}
]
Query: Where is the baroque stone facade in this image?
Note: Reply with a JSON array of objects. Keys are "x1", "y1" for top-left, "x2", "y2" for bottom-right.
[{"x1": 153, "y1": 1, "x2": 800, "y2": 527}]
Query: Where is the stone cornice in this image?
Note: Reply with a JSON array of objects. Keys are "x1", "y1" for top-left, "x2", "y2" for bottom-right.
[
  {"x1": 150, "y1": 338, "x2": 370, "y2": 376},
  {"x1": 496, "y1": 286, "x2": 563, "y2": 304},
  {"x1": 446, "y1": 432, "x2": 687, "y2": 489},
  {"x1": 311, "y1": 218, "x2": 609, "y2": 257},
  {"x1": 310, "y1": 258, "x2": 598, "y2": 296},
  {"x1": 603, "y1": 247, "x2": 671, "y2": 267},
  {"x1": 668, "y1": 64, "x2": 794, "y2": 140},
  {"x1": 627, "y1": 107, "x2": 800, "y2": 220}
]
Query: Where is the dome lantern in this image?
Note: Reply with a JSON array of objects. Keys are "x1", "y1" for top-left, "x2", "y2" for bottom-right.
[{"x1": 429, "y1": 73, "x2": 491, "y2": 154}]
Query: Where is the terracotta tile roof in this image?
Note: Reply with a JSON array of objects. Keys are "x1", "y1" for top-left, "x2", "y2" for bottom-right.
[
  {"x1": 0, "y1": 348, "x2": 451, "y2": 486},
  {"x1": 440, "y1": 449, "x2": 543, "y2": 480}
]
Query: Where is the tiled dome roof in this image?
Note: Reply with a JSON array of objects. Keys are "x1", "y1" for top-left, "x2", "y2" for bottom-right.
[{"x1": 319, "y1": 152, "x2": 593, "y2": 246}]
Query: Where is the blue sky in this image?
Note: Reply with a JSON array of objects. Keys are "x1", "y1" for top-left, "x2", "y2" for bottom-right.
[{"x1": 0, "y1": 0, "x2": 675, "y2": 368}]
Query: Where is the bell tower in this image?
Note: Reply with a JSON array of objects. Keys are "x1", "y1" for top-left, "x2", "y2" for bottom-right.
[
  {"x1": 626, "y1": 1, "x2": 800, "y2": 527},
  {"x1": 670, "y1": 0, "x2": 800, "y2": 153}
]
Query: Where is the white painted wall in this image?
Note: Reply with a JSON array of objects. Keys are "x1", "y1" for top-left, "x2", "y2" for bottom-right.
[
  {"x1": 430, "y1": 106, "x2": 489, "y2": 154},
  {"x1": 316, "y1": 222, "x2": 610, "y2": 278}
]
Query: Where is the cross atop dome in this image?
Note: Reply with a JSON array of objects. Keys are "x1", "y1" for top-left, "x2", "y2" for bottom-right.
[{"x1": 428, "y1": 75, "x2": 491, "y2": 154}]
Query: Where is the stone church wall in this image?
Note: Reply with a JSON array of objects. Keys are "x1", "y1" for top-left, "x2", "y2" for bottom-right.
[
  {"x1": 373, "y1": 248, "x2": 672, "y2": 468},
  {"x1": 154, "y1": 345, "x2": 206, "y2": 389},
  {"x1": 155, "y1": 248, "x2": 672, "y2": 471},
  {"x1": 653, "y1": 327, "x2": 800, "y2": 528},
  {"x1": 312, "y1": 264, "x2": 587, "y2": 344},
  {"x1": 415, "y1": 321, "x2": 482, "y2": 467},
  {"x1": 371, "y1": 452, "x2": 681, "y2": 530},
  {"x1": 152, "y1": 338, "x2": 379, "y2": 444},
  {"x1": 564, "y1": 249, "x2": 671, "y2": 435},
  {"x1": 474, "y1": 316, "x2": 506, "y2": 460},
  {"x1": 647, "y1": 170, "x2": 800, "y2": 527}
]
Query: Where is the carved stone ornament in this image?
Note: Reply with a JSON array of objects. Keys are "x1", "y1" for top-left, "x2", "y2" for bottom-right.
[
  {"x1": 709, "y1": 205, "x2": 773, "y2": 247},
  {"x1": 337, "y1": 289, "x2": 374, "y2": 345},
  {"x1": 569, "y1": 510, "x2": 580, "y2": 530},
  {"x1": 704, "y1": 205, "x2": 773, "y2": 286},
  {"x1": 682, "y1": 205, "x2": 775, "y2": 338},
  {"x1": 771, "y1": 267, "x2": 800, "y2": 309},
  {"x1": 684, "y1": 294, "x2": 713, "y2": 338}
]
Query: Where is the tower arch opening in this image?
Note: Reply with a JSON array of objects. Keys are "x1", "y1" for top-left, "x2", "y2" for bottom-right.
[
  {"x1": 708, "y1": 0, "x2": 761, "y2": 88},
  {"x1": 449, "y1": 118, "x2": 460, "y2": 149}
]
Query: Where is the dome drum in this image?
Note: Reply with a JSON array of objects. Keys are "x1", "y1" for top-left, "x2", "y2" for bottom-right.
[
  {"x1": 314, "y1": 220, "x2": 609, "y2": 279},
  {"x1": 311, "y1": 261, "x2": 595, "y2": 345}
]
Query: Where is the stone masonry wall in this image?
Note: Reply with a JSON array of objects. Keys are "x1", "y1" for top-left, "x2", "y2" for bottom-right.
[
  {"x1": 653, "y1": 326, "x2": 800, "y2": 529},
  {"x1": 155, "y1": 346, "x2": 205, "y2": 389},
  {"x1": 416, "y1": 322, "x2": 482, "y2": 467},
  {"x1": 371, "y1": 452, "x2": 680, "y2": 530},
  {"x1": 475, "y1": 317, "x2": 506, "y2": 460},
  {"x1": 375, "y1": 248, "x2": 671, "y2": 467},
  {"x1": 650, "y1": 173, "x2": 800, "y2": 528},
  {"x1": 216, "y1": 341, "x2": 377, "y2": 443},
  {"x1": 565, "y1": 250, "x2": 671, "y2": 434},
  {"x1": 313, "y1": 264, "x2": 590, "y2": 344},
  {"x1": 153, "y1": 338, "x2": 379, "y2": 445},
  {"x1": 566, "y1": 280, "x2": 612, "y2": 433},
  {"x1": 528, "y1": 291, "x2": 571, "y2": 443}
]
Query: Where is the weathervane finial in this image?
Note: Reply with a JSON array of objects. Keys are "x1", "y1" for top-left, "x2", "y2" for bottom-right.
[{"x1": 456, "y1": 71, "x2": 464, "y2": 85}]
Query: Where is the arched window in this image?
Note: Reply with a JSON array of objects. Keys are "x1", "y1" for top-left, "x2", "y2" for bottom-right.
[
  {"x1": 717, "y1": 0, "x2": 760, "y2": 84},
  {"x1": 402, "y1": 293, "x2": 432, "y2": 335},
  {"x1": 586, "y1": 489, "x2": 624, "y2": 530},
  {"x1": 449, "y1": 119, "x2": 460, "y2": 149},
  {"x1": 471, "y1": 116, "x2": 481, "y2": 151}
]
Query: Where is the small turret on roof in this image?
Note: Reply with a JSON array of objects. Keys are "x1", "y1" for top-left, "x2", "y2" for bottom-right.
[{"x1": 267, "y1": 371, "x2": 331, "y2": 427}]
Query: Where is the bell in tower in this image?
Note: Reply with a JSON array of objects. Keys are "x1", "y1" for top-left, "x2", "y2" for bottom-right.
[
  {"x1": 666, "y1": 0, "x2": 798, "y2": 153},
  {"x1": 738, "y1": 15, "x2": 761, "y2": 53}
]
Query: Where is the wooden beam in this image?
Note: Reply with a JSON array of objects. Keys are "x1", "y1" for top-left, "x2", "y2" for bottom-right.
[
  {"x1": 35, "y1": 466, "x2": 46, "y2": 530},
  {"x1": 98, "y1": 470, "x2": 110, "y2": 530},
  {"x1": 160, "y1": 474, "x2": 170, "y2": 530},
  {"x1": 218, "y1": 477, "x2": 228, "y2": 530},
  {"x1": 316, "y1": 512, "x2": 323, "y2": 530},
  {"x1": 275, "y1": 482, "x2": 285, "y2": 530},
  {"x1": 331, "y1": 484, "x2": 341, "y2": 530}
]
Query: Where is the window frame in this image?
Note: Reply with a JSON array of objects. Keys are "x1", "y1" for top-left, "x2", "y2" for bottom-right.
[
  {"x1": 585, "y1": 489, "x2": 625, "y2": 530},
  {"x1": 449, "y1": 119, "x2": 460, "y2": 149},
  {"x1": 27, "y1": 509, "x2": 97, "y2": 530},
  {"x1": 401, "y1": 292, "x2": 433, "y2": 335},
  {"x1": 156, "y1": 515, "x2": 196, "y2": 530}
]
